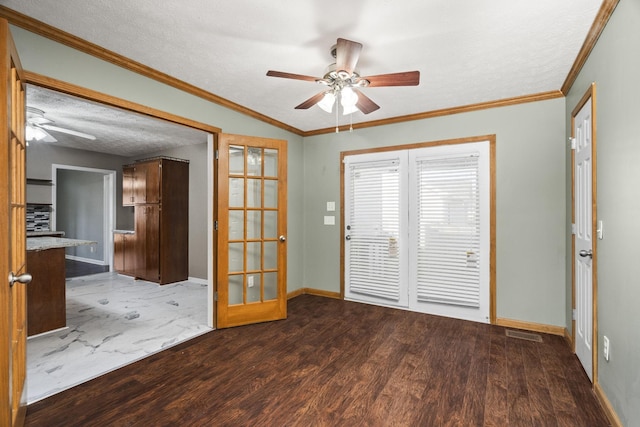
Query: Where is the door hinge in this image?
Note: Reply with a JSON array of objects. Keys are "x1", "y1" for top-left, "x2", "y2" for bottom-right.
[
  {"x1": 569, "y1": 137, "x2": 576, "y2": 150},
  {"x1": 214, "y1": 291, "x2": 218, "y2": 301},
  {"x1": 572, "y1": 309, "x2": 576, "y2": 320},
  {"x1": 571, "y1": 223, "x2": 577, "y2": 235},
  {"x1": 214, "y1": 220, "x2": 218, "y2": 231},
  {"x1": 215, "y1": 150, "x2": 219, "y2": 160}
]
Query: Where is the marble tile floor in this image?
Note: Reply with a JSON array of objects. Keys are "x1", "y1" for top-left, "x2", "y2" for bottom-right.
[{"x1": 27, "y1": 272, "x2": 211, "y2": 404}]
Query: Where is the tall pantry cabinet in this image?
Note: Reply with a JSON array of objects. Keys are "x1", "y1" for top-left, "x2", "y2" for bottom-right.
[{"x1": 120, "y1": 157, "x2": 189, "y2": 285}]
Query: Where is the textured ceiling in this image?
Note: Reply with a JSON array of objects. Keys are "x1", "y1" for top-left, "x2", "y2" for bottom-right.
[
  {"x1": 4, "y1": 0, "x2": 604, "y2": 136},
  {"x1": 26, "y1": 85, "x2": 208, "y2": 157}
]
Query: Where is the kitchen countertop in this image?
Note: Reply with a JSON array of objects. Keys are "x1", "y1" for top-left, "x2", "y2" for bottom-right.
[
  {"x1": 113, "y1": 229, "x2": 135, "y2": 234},
  {"x1": 27, "y1": 231, "x2": 65, "y2": 237},
  {"x1": 27, "y1": 237, "x2": 97, "y2": 251}
]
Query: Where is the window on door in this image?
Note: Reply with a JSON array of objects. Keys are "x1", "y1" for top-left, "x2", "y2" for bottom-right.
[{"x1": 343, "y1": 138, "x2": 493, "y2": 323}]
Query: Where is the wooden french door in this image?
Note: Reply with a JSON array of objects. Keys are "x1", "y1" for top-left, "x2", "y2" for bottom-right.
[
  {"x1": 216, "y1": 134, "x2": 287, "y2": 328},
  {"x1": 1, "y1": 19, "x2": 29, "y2": 427}
]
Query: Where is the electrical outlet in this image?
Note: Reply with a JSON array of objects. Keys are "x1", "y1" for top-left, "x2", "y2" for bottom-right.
[{"x1": 603, "y1": 336, "x2": 610, "y2": 361}]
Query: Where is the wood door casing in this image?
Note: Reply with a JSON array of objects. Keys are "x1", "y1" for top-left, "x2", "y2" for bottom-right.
[
  {"x1": 0, "y1": 18, "x2": 27, "y2": 426},
  {"x1": 216, "y1": 134, "x2": 287, "y2": 328}
]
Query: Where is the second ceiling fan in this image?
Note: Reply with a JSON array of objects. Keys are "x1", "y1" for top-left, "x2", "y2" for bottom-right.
[{"x1": 267, "y1": 38, "x2": 420, "y2": 115}]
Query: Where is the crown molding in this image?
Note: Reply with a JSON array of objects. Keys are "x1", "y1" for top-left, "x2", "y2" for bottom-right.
[
  {"x1": 561, "y1": 0, "x2": 619, "y2": 94},
  {"x1": 303, "y1": 90, "x2": 564, "y2": 137},
  {"x1": 1, "y1": 4, "x2": 612, "y2": 137}
]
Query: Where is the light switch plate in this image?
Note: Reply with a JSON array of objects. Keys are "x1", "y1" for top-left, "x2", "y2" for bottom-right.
[
  {"x1": 326, "y1": 201, "x2": 336, "y2": 212},
  {"x1": 324, "y1": 215, "x2": 335, "y2": 225}
]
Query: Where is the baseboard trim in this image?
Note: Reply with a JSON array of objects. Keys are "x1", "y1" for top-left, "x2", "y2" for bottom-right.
[
  {"x1": 187, "y1": 277, "x2": 208, "y2": 285},
  {"x1": 595, "y1": 382, "x2": 623, "y2": 427},
  {"x1": 287, "y1": 288, "x2": 341, "y2": 300},
  {"x1": 495, "y1": 317, "x2": 566, "y2": 336},
  {"x1": 65, "y1": 254, "x2": 106, "y2": 266},
  {"x1": 563, "y1": 327, "x2": 573, "y2": 348}
]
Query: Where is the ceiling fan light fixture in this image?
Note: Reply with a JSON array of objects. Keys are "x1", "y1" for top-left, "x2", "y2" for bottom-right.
[
  {"x1": 26, "y1": 125, "x2": 48, "y2": 141},
  {"x1": 318, "y1": 92, "x2": 336, "y2": 113},
  {"x1": 340, "y1": 87, "x2": 359, "y2": 115}
]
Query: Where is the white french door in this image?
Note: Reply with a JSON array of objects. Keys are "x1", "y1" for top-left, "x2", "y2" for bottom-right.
[{"x1": 344, "y1": 140, "x2": 490, "y2": 323}]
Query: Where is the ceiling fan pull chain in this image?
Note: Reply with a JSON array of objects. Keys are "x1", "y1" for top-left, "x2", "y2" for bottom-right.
[{"x1": 335, "y1": 98, "x2": 340, "y2": 133}]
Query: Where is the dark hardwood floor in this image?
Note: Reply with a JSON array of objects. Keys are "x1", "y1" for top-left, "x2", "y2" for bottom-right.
[
  {"x1": 25, "y1": 295, "x2": 610, "y2": 426},
  {"x1": 65, "y1": 259, "x2": 109, "y2": 278}
]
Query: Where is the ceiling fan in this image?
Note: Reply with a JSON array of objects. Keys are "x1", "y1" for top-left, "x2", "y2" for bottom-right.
[
  {"x1": 26, "y1": 106, "x2": 96, "y2": 143},
  {"x1": 267, "y1": 38, "x2": 420, "y2": 116}
]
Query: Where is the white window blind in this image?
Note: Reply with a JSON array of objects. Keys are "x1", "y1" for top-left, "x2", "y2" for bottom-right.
[
  {"x1": 347, "y1": 159, "x2": 401, "y2": 301},
  {"x1": 416, "y1": 154, "x2": 481, "y2": 307}
]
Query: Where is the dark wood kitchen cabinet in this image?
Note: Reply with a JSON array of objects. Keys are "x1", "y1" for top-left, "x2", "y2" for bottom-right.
[
  {"x1": 120, "y1": 157, "x2": 189, "y2": 285},
  {"x1": 123, "y1": 161, "x2": 161, "y2": 206},
  {"x1": 113, "y1": 232, "x2": 136, "y2": 275}
]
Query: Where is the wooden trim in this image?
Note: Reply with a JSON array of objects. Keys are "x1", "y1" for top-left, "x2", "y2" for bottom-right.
[
  {"x1": 0, "y1": 6, "x2": 304, "y2": 136},
  {"x1": 495, "y1": 318, "x2": 566, "y2": 337},
  {"x1": 564, "y1": 327, "x2": 573, "y2": 348},
  {"x1": 561, "y1": 0, "x2": 620, "y2": 95},
  {"x1": 339, "y1": 134, "x2": 497, "y2": 323},
  {"x1": 303, "y1": 91, "x2": 564, "y2": 137},
  {"x1": 287, "y1": 288, "x2": 341, "y2": 300},
  {"x1": 24, "y1": 71, "x2": 222, "y2": 135},
  {"x1": 286, "y1": 288, "x2": 304, "y2": 299},
  {"x1": 594, "y1": 383, "x2": 624, "y2": 427}
]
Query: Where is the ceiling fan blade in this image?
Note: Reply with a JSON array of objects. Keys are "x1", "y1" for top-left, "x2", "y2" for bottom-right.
[
  {"x1": 335, "y1": 38, "x2": 362, "y2": 76},
  {"x1": 354, "y1": 89, "x2": 380, "y2": 114},
  {"x1": 266, "y1": 70, "x2": 320, "y2": 82},
  {"x1": 295, "y1": 92, "x2": 327, "y2": 110},
  {"x1": 41, "y1": 124, "x2": 96, "y2": 140},
  {"x1": 360, "y1": 71, "x2": 421, "y2": 87},
  {"x1": 40, "y1": 129, "x2": 58, "y2": 143}
]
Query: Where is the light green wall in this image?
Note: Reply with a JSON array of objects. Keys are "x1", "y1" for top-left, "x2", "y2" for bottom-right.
[
  {"x1": 12, "y1": 25, "x2": 305, "y2": 290},
  {"x1": 566, "y1": 1, "x2": 640, "y2": 424},
  {"x1": 303, "y1": 99, "x2": 567, "y2": 327}
]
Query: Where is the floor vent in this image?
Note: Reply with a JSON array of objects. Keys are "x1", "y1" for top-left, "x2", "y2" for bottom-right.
[{"x1": 505, "y1": 329, "x2": 543, "y2": 342}]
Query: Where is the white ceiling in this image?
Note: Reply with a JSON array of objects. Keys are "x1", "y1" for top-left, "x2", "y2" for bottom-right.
[
  {"x1": 5, "y1": 0, "x2": 604, "y2": 137},
  {"x1": 26, "y1": 85, "x2": 209, "y2": 157}
]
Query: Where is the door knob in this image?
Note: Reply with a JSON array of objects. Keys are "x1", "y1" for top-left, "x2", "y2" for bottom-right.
[
  {"x1": 279, "y1": 235, "x2": 286, "y2": 242},
  {"x1": 8, "y1": 272, "x2": 32, "y2": 287},
  {"x1": 579, "y1": 249, "x2": 593, "y2": 258}
]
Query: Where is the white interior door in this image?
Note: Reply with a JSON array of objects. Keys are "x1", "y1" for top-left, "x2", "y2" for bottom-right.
[{"x1": 574, "y1": 97, "x2": 594, "y2": 381}]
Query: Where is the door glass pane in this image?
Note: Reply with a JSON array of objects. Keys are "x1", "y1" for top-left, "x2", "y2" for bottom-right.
[
  {"x1": 247, "y1": 242, "x2": 261, "y2": 271},
  {"x1": 264, "y1": 179, "x2": 277, "y2": 208},
  {"x1": 247, "y1": 178, "x2": 261, "y2": 208},
  {"x1": 247, "y1": 273, "x2": 261, "y2": 303},
  {"x1": 229, "y1": 178, "x2": 244, "y2": 207},
  {"x1": 247, "y1": 210, "x2": 262, "y2": 239},
  {"x1": 247, "y1": 147, "x2": 262, "y2": 177},
  {"x1": 264, "y1": 211, "x2": 277, "y2": 239},
  {"x1": 229, "y1": 210, "x2": 244, "y2": 240},
  {"x1": 228, "y1": 242, "x2": 244, "y2": 272},
  {"x1": 264, "y1": 149, "x2": 278, "y2": 177},
  {"x1": 264, "y1": 272, "x2": 277, "y2": 301},
  {"x1": 229, "y1": 275, "x2": 244, "y2": 305},
  {"x1": 229, "y1": 145, "x2": 245, "y2": 175},
  {"x1": 264, "y1": 241, "x2": 277, "y2": 270}
]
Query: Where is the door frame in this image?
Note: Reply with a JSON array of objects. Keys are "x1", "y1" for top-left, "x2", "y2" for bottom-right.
[
  {"x1": 340, "y1": 134, "x2": 497, "y2": 324},
  {"x1": 571, "y1": 82, "x2": 598, "y2": 383},
  {"x1": 51, "y1": 164, "x2": 116, "y2": 268},
  {"x1": 23, "y1": 73, "x2": 222, "y2": 329}
]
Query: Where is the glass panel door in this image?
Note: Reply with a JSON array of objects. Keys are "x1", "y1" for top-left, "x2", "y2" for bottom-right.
[{"x1": 217, "y1": 134, "x2": 287, "y2": 328}]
